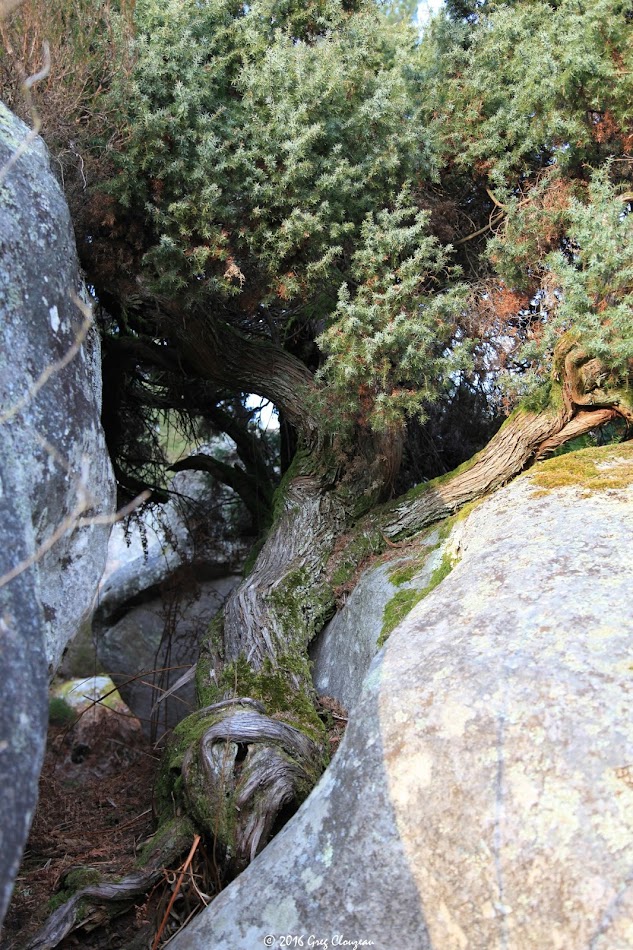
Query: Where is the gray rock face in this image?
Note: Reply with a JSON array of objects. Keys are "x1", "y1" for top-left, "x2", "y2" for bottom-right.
[
  {"x1": 0, "y1": 102, "x2": 115, "y2": 674},
  {"x1": 95, "y1": 468, "x2": 247, "y2": 736},
  {"x1": 309, "y1": 527, "x2": 443, "y2": 713},
  {"x1": 0, "y1": 446, "x2": 47, "y2": 928},
  {"x1": 172, "y1": 449, "x2": 633, "y2": 950},
  {"x1": 0, "y1": 104, "x2": 115, "y2": 924},
  {"x1": 96, "y1": 469, "x2": 245, "y2": 620},
  {"x1": 97, "y1": 575, "x2": 240, "y2": 737}
]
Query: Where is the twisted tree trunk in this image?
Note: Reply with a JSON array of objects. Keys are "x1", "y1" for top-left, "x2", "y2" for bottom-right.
[
  {"x1": 164, "y1": 339, "x2": 630, "y2": 878},
  {"x1": 164, "y1": 428, "x2": 403, "y2": 875},
  {"x1": 28, "y1": 338, "x2": 632, "y2": 947}
]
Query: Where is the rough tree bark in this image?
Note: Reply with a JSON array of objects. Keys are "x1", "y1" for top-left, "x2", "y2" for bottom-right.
[
  {"x1": 162, "y1": 335, "x2": 632, "y2": 877},
  {"x1": 28, "y1": 336, "x2": 632, "y2": 947}
]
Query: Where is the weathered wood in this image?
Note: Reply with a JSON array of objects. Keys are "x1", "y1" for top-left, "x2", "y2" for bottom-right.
[
  {"x1": 381, "y1": 340, "x2": 631, "y2": 541},
  {"x1": 535, "y1": 408, "x2": 618, "y2": 458},
  {"x1": 179, "y1": 705, "x2": 323, "y2": 872},
  {"x1": 23, "y1": 819, "x2": 194, "y2": 950},
  {"x1": 184, "y1": 433, "x2": 403, "y2": 872},
  {"x1": 174, "y1": 313, "x2": 320, "y2": 439},
  {"x1": 187, "y1": 336, "x2": 633, "y2": 880},
  {"x1": 222, "y1": 475, "x2": 347, "y2": 675},
  {"x1": 382, "y1": 407, "x2": 565, "y2": 539}
]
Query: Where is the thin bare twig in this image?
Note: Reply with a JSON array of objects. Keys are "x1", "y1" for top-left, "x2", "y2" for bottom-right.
[
  {"x1": 455, "y1": 210, "x2": 505, "y2": 245},
  {"x1": 161, "y1": 906, "x2": 202, "y2": 947},
  {"x1": 485, "y1": 185, "x2": 509, "y2": 211},
  {"x1": 77, "y1": 490, "x2": 152, "y2": 527},
  {"x1": 0, "y1": 488, "x2": 149, "y2": 591},
  {"x1": 152, "y1": 836, "x2": 201, "y2": 950},
  {"x1": 23, "y1": 41, "x2": 51, "y2": 89},
  {"x1": 149, "y1": 665, "x2": 197, "y2": 718},
  {"x1": 59, "y1": 664, "x2": 195, "y2": 736},
  {"x1": 0, "y1": 40, "x2": 50, "y2": 185},
  {"x1": 187, "y1": 864, "x2": 212, "y2": 906},
  {"x1": 0, "y1": 497, "x2": 87, "y2": 590}
]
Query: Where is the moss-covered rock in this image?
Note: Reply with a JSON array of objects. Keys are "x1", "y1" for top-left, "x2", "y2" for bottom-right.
[
  {"x1": 379, "y1": 549, "x2": 458, "y2": 646},
  {"x1": 169, "y1": 441, "x2": 633, "y2": 950},
  {"x1": 529, "y1": 440, "x2": 633, "y2": 493}
]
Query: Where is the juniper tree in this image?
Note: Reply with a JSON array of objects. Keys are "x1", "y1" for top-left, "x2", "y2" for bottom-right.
[
  {"x1": 5, "y1": 0, "x2": 633, "y2": 936},
  {"x1": 103, "y1": 0, "x2": 633, "y2": 881}
]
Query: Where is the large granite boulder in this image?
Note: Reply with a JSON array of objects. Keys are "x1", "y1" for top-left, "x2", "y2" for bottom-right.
[
  {"x1": 310, "y1": 524, "x2": 447, "y2": 713},
  {"x1": 0, "y1": 102, "x2": 115, "y2": 673},
  {"x1": 96, "y1": 574, "x2": 241, "y2": 737},
  {"x1": 0, "y1": 104, "x2": 115, "y2": 924},
  {"x1": 0, "y1": 445, "x2": 48, "y2": 929},
  {"x1": 172, "y1": 442, "x2": 633, "y2": 949},
  {"x1": 95, "y1": 468, "x2": 247, "y2": 736}
]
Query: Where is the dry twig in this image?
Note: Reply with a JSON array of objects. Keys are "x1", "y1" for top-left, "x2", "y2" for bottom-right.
[{"x1": 152, "y1": 836, "x2": 201, "y2": 950}]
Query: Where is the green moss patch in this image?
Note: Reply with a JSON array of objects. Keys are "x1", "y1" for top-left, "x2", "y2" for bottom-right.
[
  {"x1": 135, "y1": 816, "x2": 195, "y2": 867},
  {"x1": 521, "y1": 381, "x2": 563, "y2": 414},
  {"x1": 330, "y1": 529, "x2": 385, "y2": 588},
  {"x1": 387, "y1": 558, "x2": 426, "y2": 587},
  {"x1": 196, "y1": 613, "x2": 225, "y2": 706},
  {"x1": 380, "y1": 588, "x2": 424, "y2": 644},
  {"x1": 48, "y1": 696, "x2": 76, "y2": 727},
  {"x1": 379, "y1": 550, "x2": 458, "y2": 646},
  {"x1": 63, "y1": 867, "x2": 102, "y2": 890},
  {"x1": 47, "y1": 867, "x2": 102, "y2": 914},
  {"x1": 530, "y1": 441, "x2": 633, "y2": 493},
  {"x1": 402, "y1": 452, "x2": 480, "y2": 502},
  {"x1": 216, "y1": 654, "x2": 324, "y2": 743}
]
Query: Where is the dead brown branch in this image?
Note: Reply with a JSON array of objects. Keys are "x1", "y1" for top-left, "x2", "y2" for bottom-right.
[{"x1": 152, "y1": 836, "x2": 201, "y2": 950}]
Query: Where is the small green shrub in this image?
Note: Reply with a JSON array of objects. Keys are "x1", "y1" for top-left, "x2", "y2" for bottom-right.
[{"x1": 48, "y1": 696, "x2": 76, "y2": 727}]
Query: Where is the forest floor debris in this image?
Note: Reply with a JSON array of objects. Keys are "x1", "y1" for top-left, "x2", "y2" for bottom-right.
[{"x1": 2, "y1": 693, "x2": 347, "y2": 949}]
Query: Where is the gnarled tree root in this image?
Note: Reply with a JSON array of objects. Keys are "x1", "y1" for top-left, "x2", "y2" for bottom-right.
[
  {"x1": 178, "y1": 699, "x2": 324, "y2": 874},
  {"x1": 21, "y1": 698, "x2": 324, "y2": 949},
  {"x1": 22, "y1": 818, "x2": 195, "y2": 950}
]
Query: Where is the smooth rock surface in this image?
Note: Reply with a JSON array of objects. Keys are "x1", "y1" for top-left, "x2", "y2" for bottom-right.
[
  {"x1": 0, "y1": 102, "x2": 115, "y2": 674},
  {"x1": 172, "y1": 446, "x2": 633, "y2": 950},
  {"x1": 96, "y1": 468, "x2": 246, "y2": 620},
  {"x1": 95, "y1": 468, "x2": 247, "y2": 736},
  {"x1": 0, "y1": 104, "x2": 115, "y2": 925},
  {"x1": 309, "y1": 527, "x2": 443, "y2": 713},
  {"x1": 50, "y1": 676, "x2": 145, "y2": 776},
  {"x1": 51, "y1": 675, "x2": 128, "y2": 713},
  {"x1": 98, "y1": 575, "x2": 240, "y2": 737}
]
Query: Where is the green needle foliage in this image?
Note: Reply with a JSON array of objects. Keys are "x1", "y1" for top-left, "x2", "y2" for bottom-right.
[
  {"x1": 424, "y1": 0, "x2": 633, "y2": 190},
  {"x1": 107, "y1": 0, "x2": 432, "y2": 309},
  {"x1": 91, "y1": 0, "x2": 472, "y2": 436},
  {"x1": 2, "y1": 0, "x2": 632, "y2": 492},
  {"x1": 317, "y1": 190, "x2": 468, "y2": 430},
  {"x1": 544, "y1": 171, "x2": 633, "y2": 370},
  {"x1": 417, "y1": 0, "x2": 633, "y2": 402}
]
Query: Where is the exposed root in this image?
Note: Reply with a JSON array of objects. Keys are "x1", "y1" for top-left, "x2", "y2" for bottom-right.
[
  {"x1": 18, "y1": 695, "x2": 326, "y2": 948},
  {"x1": 22, "y1": 818, "x2": 194, "y2": 950},
  {"x1": 179, "y1": 700, "x2": 323, "y2": 874}
]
